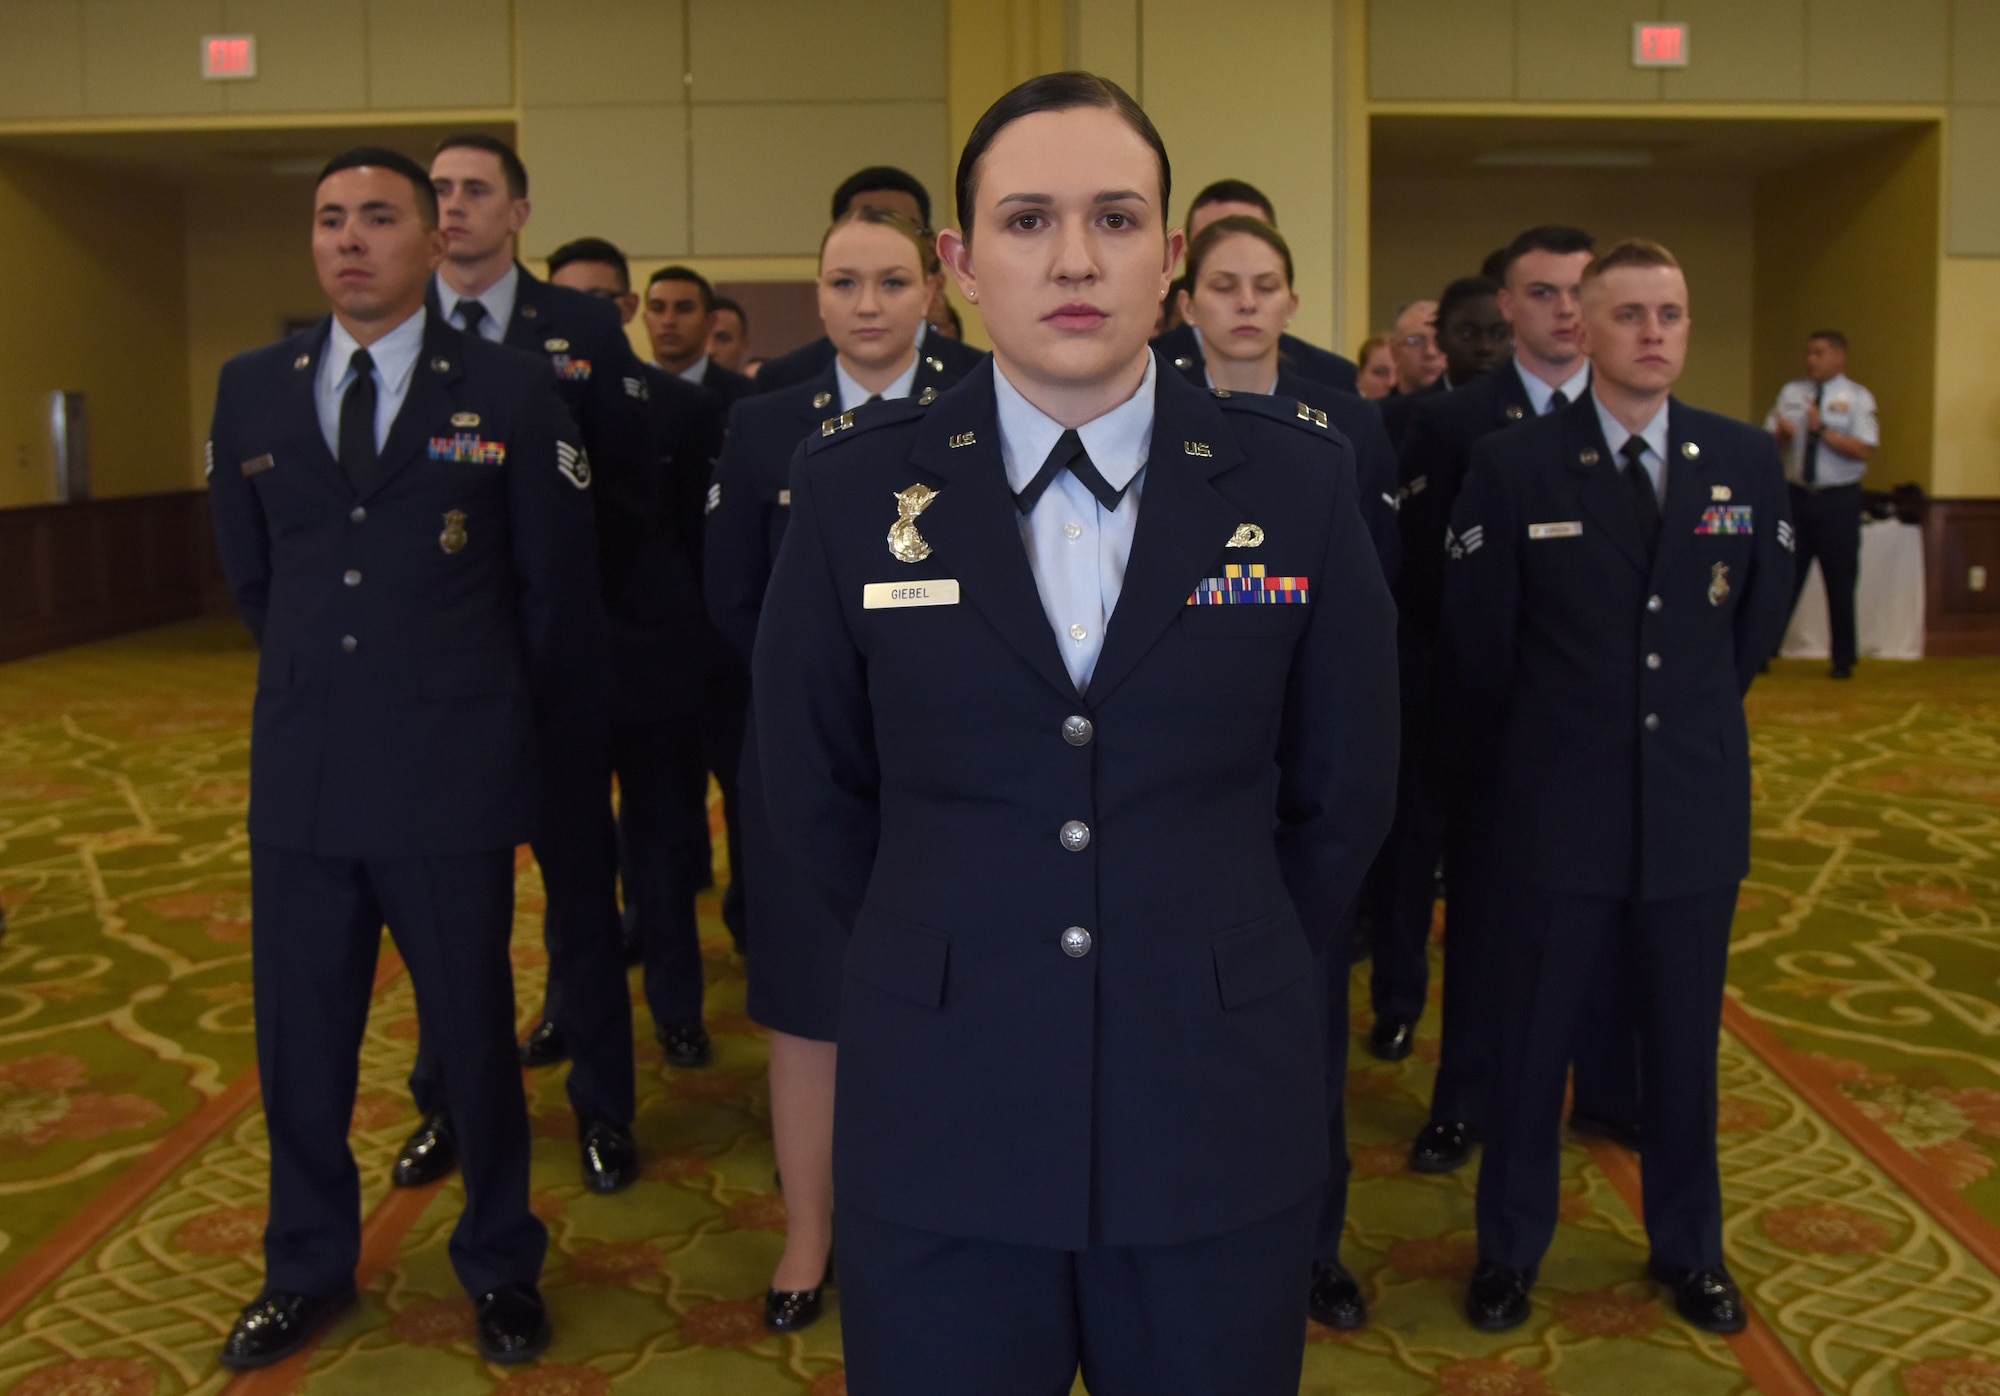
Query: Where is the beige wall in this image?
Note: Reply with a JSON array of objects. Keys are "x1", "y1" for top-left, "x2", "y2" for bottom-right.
[
  {"x1": 1372, "y1": 170, "x2": 1757, "y2": 420},
  {"x1": 0, "y1": 152, "x2": 189, "y2": 507},
  {"x1": 1752, "y1": 126, "x2": 1940, "y2": 490}
]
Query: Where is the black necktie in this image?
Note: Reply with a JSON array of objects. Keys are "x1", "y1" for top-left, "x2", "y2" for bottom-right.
[
  {"x1": 338, "y1": 348, "x2": 378, "y2": 495},
  {"x1": 1621, "y1": 436, "x2": 1660, "y2": 557},
  {"x1": 458, "y1": 298, "x2": 488, "y2": 339},
  {"x1": 1544, "y1": 390, "x2": 1568, "y2": 415},
  {"x1": 1016, "y1": 429, "x2": 1127, "y2": 514},
  {"x1": 1802, "y1": 380, "x2": 1823, "y2": 484}
]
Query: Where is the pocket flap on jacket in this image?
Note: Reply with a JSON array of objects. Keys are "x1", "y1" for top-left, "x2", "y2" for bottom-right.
[
  {"x1": 1212, "y1": 906, "x2": 1311, "y2": 1010},
  {"x1": 847, "y1": 909, "x2": 949, "y2": 1008}
]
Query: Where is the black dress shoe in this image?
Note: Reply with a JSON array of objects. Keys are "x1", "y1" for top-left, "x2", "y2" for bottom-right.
[
  {"x1": 219, "y1": 1287, "x2": 356, "y2": 1370},
  {"x1": 659, "y1": 1019, "x2": 712, "y2": 1068},
  {"x1": 475, "y1": 1282, "x2": 552, "y2": 1364},
  {"x1": 1830, "y1": 665, "x2": 1854, "y2": 680},
  {"x1": 1649, "y1": 1260, "x2": 1748, "y2": 1334},
  {"x1": 1307, "y1": 1259, "x2": 1366, "y2": 1330},
  {"x1": 1368, "y1": 1018, "x2": 1415, "y2": 1062},
  {"x1": 764, "y1": 1266, "x2": 831, "y2": 1333},
  {"x1": 579, "y1": 1117, "x2": 640, "y2": 1193},
  {"x1": 1409, "y1": 1119, "x2": 1477, "y2": 1174},
  {"x1": 392, "y1": 1111, "x2": 457, "y2": 1188},
  {"x1": 1464, "y1": 1261, "x2": 1535, "y2": 1331},
  {"x1": 1569, "y1": 1111, "x2": 1643, "y2": 1154},
  {"x1": 519, "y1": 1019, "x2": 569, "y2": 1068}
]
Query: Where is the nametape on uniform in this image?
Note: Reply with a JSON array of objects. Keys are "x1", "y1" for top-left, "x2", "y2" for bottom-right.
[
  {"x1": 863, "y1": 580, "x2": 960, "y2": 609},
  {"x1": 1187, "y1": 564, "x2": 1309, "y2": 605},
  {"x1": 429, "y1": 434, "x2": 506, "y2": 466},
  {"x1": 240, "y1": 453, "x2": 275, "y2": 477},
  {"x1": 1694, "y1": 504, "x2": 1753, "y2": 535},
  {"x1": 1527, "y1": 521, "x2": 1582, "y2": 540},
  {"x1": 550, "y1": 354, "x2": 592, "y2": 381},
  {"x1": 777, "y1": 489, "x2": 792, "y2": 507}
]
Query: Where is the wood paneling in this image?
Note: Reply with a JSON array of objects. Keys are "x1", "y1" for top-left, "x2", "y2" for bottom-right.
[
  {"x1": 0, "y1": 493, "x2": 227, "y2": 664},
  {"x1": 1923, "y1": 498, "x2": 2000, "y2": 655}
]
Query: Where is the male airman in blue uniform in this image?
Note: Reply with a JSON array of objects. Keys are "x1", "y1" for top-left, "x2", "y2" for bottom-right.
[
  {"x1": 207, "y1": 147, "x2": 599, "y2": 1371},
  {"x1": 754, "y1": 74, "x2": 1396, "y2": 1395},
  {"x1": 394, "y1": 135, "x2": 657, "y2": 1195},
  {"x1": 1445, "y1": 239, "x2": 1793, "y2": 1336}
]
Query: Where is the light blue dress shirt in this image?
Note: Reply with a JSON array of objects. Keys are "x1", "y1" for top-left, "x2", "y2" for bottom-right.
[
  {"x1": 1590, "y1": 390, "x2": 1670, "y2": 503},
  {"x1": 995, "y1": 352, "x2": 1157, "y2": 693},
  {"x1": 676, "y1": 354, "x2": 711, "y2": 385},
  {"x1": 316, "y1": 308, "x2": 426, "y2": 458},
  {"x1": 1516, "y1": 357, "x2": 1591, "y2": 416},
  {"x1": 434, "y1": 265, "x2": 518, "y2": 342},
  {"x1": 835, "y1": 352, "x2": 919, "y2": 412}
]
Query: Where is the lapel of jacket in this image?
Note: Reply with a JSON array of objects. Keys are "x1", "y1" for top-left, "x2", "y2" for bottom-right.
[
  {"x1": 1655, "y1": 397, "x2": 1712, "y2": 586},
  {"x1": 1084, "y1": 366, "x2": 1241, "y2": 706},
  {"x1": 502, "y1": 263, "x2": 548, "y2": 349},
  {"x1": 1493, "y1": 363, "x2": 1534, "y2": 429},
  {"x1": 276, "y1": 318, "x2": 345, "y2": 493},
  {"x1": 1565, "y1": 398, "x2": 1649, "y2": 575},
  {"x1": 364, "y1": 313, "x2": 467, "y2": 500},
  {"x1": 907, "y1": 363, "x2": 1081, "y2": 703}
]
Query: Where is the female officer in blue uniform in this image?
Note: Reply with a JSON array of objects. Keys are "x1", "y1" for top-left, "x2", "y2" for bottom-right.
[
  {"x1": 752, "y1": 73, "x2": 1397, "y2": 1395},
  {"x1": 703, "y1": 204, "x2": 962, "y2": 1332}
]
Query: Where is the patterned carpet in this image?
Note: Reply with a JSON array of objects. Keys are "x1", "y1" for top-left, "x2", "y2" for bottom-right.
[{"x1": 0, "y1": 620, "x2": 1996, "y2": 1396}]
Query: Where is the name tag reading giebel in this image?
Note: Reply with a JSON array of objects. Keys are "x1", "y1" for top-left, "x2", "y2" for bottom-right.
[{"x1": 863, "y1": 580, "x2": 961, "y2": 609}]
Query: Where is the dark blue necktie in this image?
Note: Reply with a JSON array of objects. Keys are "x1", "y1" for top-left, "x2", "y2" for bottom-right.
[
  {"x1": 1621, "y1": 436, "x2": 1660, "y2": 558},
  {"x1": 1016, "y1": 429, "x2": 1126, "y2": 514},
  {"x1": 338, "y1": 348, "x2": 378, "y2": 495}
]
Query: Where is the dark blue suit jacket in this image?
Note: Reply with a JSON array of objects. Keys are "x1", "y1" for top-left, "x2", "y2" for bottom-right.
[
  {"x1": 1443, "y1": 397, "x2": 1793, "y2": 901},
  {"x1": 705, "y1": 356, "x2": 964, "y2": 665},
  {"x1": 206, "y1": 312, "x2": 604, "y2": 858},
  {"x1": 750, "y1": 325, "x2": 987, "y2": 395},
  {"x1": 428, "y1": 267, "x2": 656, "y2": 598},
  {"x1": 1164, "y1": 357, "x2": 1399, "y2": 585},
  {"x1": 752, "y1": 357, "x2": 1398, "y2": 1250},
  {"x1": 1152, "y1": 321, "x2": 1358, "y2": 395}
]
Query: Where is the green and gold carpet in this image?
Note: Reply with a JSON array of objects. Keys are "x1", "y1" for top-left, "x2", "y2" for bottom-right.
[{"x1": 1, "y1": 621, "x2": 1996, "y2": 1395}]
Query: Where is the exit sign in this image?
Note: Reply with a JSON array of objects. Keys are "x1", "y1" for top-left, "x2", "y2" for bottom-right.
[
  {"x1": 201, "y1": 34, "x2": 256, "y2": 80},
  {"x1": 1633, "y1": 22, "x2": 1689, "y2": 67}
]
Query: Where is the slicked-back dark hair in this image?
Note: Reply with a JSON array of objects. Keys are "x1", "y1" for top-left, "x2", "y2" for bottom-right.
[
  {"x1": 713, "y1": 296, "x2": 748, "y2": 334},
  {"x1": 434, "y1": 132, "x2": 529, "y2": 198},
  {"x1": 547, "y1": 236, "x2": 630, "y2": 291},
  {"x1": 831, "y1": 166, "x2": 932, "y2": 229},
  {"x1": 1184, "y1": 214, "x2": 1294, "y2": 288},
  {"x1": 647, "y1": 264, "x2": 715, "y2": 312},
  {"x1": 1808, "y1": 328, "x2": 1848, "y2": 349},
  {"x1": 1187, "y1": 178, "x2": 1275, "y2": 228},
  {"x1": 318, "y1": 146, "x2": 438, "y2": 226},
  {"x1": 1499, "y1": 224, "x2": 1595, "y2": 285},
  {"x1": 1437, "y1": 275, "x2": 1502, "y2": 328},
  {"x1": 954, "y1": 71, "x2": 1169, "y2": 240}
]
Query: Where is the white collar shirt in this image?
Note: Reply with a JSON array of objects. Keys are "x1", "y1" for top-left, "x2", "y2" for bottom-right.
[
  {"x1": 435, "y1": 265, "x2": 518, "y2": 343},
  {"x1": 995, "y1": 351, "x2": 1158, "y2": 693},
  {"x1": 317, "y1": 307, "x2": 426, "y2": 458},
  {"x1": 1516, "y1": 357, "x2": 1591, "y2": 416},
  {"x1": 676, "y1": 354, "x2": 711, "y2": 386},
  {"x1": 836, "y1": 353, "x2": 920, "y2": 413}
]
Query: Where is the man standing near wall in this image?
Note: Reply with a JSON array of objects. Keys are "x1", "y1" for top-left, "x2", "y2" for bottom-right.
[{"x1": 1767, "y1": 330, "x2": 1878, "y2": 679}]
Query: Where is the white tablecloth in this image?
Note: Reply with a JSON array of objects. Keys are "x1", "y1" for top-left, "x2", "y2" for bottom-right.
[{"x1": 1780, "y1": 518, "x2": 1925, "y2": 660}]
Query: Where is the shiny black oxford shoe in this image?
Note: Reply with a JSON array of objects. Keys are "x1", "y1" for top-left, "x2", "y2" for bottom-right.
[
  {"x1": 1368, "y1": 1018, "x2": 1415, "y2": 1062},
  {"x1": 658, "y1": 1019, "x2": 713, "y2": 1069},
  {"x1": 1464, "y1": 1261, "x2": 1535, "y2": 1332},
  {"x1": 1649, "y1": 1260, "x2": 1748, "y2": 1334},
  {"x1": 519, "y1": 1019, "x2": 570, "y2": 1068},
  {"x1": 392, "y1": 1110, "x2": 457, "y2": 1188},
  {"x1": 1307, "y1": 1258, "x2": 1367, "y2": 1330},
  {"x1": 1408, "y1": 1119, "x2": 1477, "y2": 1174},
  {"x1": 219, "y1": 1286, "x2": 356, "y2": 1370},
  {"x1": 476, "y1": 1282, "x2": 552, "y2": 1363},
  {"x1": 579, "y1": 1117, "x2": 640, "y2": 1193}
]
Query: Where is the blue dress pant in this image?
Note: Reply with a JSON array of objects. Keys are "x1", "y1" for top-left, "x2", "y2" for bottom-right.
[
  {"x1": 251, "y1": 842, "x2": 545, "y2": 1298},
  {"x1": 611, "y1": 716, "x2": 709, "y2": 1032},
  {"x1": 837, "y1": 1195, "x2": 1316, "y2": 1396},
  {"x1": 1475, "y1": 878, "x2": 1737, "y2": 1272},
  {"x1": 1311, "y1": 924, "x2": 1353, "y2": 1262},
  {"x1": 410, "y1": 729, "x2": 636, "y2": 1127}
]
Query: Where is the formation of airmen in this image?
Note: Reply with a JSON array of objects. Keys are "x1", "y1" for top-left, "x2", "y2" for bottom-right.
[{"x1": 204, "y1": 71, "x2": 1796, "y2": 1393}]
